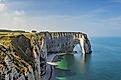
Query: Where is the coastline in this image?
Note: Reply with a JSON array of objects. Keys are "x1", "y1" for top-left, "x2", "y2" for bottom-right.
[
  {"x1": 48, "y1": 54, "x2": 58, "y2": 80},
  {"x1": 43, "y1": 53, "x2": 74, "y2": 80},
  {"x1": 47, "y1": 53, "x2": 74, "y2": 80},
  {"x1": 42, "y1": 54, "x2": 58, "y2": 80}
]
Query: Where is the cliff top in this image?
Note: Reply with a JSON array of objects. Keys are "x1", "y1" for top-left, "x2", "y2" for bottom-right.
[{"x1": 0, "y1": 32, "x2": 42, "y2": 74}]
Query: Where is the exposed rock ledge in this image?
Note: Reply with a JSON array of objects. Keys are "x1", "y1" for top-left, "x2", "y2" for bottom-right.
[
  {"x1": 0, "y1": 31, "x2": 92, "y2": 80},
  {"x1": 0, "y1": 32, "x2": 46, "y2": 80}
]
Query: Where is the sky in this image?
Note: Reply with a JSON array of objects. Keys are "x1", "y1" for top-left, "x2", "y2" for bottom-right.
[{"x1": 0, "y1": 0, "x2": 121, "y2": 37}]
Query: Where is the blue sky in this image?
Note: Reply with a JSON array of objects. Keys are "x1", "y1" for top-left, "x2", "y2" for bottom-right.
[{"x1": 0, "y1": 0, "x2": 121, "y2": 36}]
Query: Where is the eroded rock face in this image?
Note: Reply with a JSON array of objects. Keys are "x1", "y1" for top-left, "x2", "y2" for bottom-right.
[
  {"x1": 43, "y1": 32, "x2": 92, "y2": 54},
  {"x1": 32, "y1": 35, "x2": 47, "y2": 80},
  {"x1": 0, "y1": 31, "x2": 92, "y2": 80},
  {"x1": 0, "y1": 34, "x2": 47, "y2": 80},
  {"x1": 11, "y1": 35, "x2": 33, "y2": 65},
  {"x1": 79, "y1": 34, "x2": 92, "y2": 54}
]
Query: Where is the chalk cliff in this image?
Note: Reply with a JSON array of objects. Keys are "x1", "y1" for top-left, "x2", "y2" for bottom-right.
[
  {"x1": 42, "y1": 32, "x2": 92, "y2": 54},
  {"x1": 0, "y1": 33, "x2": 46, "y2": 80},
  {"x1": 0, "y1": 31, "x2": 92, "y2": 80}
]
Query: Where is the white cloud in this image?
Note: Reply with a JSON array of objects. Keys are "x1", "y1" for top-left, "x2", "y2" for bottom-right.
[
  {"x1": 0, "y1": 3, "x2": 6, "y2": 11},
  {"x1": 14, "y1": 10, "x2": 24, "y2": 16},
  {"x1": 101, "y1": 16, "x2": 121, "y2": 27},
  {"x1": 0, "y1": 3, "x2": 120, "y2": 37},
  {"x1": 0, "y1": 1, "x2": 26, "y2": 31},
  {"x1": 0, "y1": 0, "x2": 26, "y2": 28}
]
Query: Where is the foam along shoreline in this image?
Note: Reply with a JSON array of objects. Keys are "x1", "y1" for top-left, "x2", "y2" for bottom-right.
[
  {"x1": 42, "y1": 54, "x2": 58, "y2": 80},
  {"x1": 47, "y1": 62, "x2": 58, "y2": 66},
  {"x1": 45, "y1": 53, "x2": 76, "y2": 80}
]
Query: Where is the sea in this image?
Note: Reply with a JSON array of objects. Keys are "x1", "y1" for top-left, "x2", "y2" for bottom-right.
[{"x1": 51, "y1": 37, "x2": 121, "y2": 80}]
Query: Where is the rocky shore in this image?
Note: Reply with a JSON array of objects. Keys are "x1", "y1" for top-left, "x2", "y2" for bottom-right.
[
  {"x1": 42, "y1": 54, "x2": 58, "y2": 80},
  {"x1": 0, "y1": 31, "x2": 92, "y2": 80}
]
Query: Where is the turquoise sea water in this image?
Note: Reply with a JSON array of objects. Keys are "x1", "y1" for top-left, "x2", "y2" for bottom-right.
[{"x1": 52, "y1": 37, "x2": 121, "y2": 80}]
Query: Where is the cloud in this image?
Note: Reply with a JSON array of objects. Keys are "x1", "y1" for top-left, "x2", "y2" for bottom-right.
[
  {"x1": 14, "y1": 10, "x2": 24, "y2": 16},
  {"x1": 0, "y1": 0, "x2": 120, "y2": 37},
  {"x1": 0, "y1": 7, "x2": 111, "y2": 36},
  {"x1": 101, "y1": 16, "x2": 121, "y2": 27},
  {"x1": 0, "y1": 0, "x2": 26, "y2": 30},
  {"x1": 25, "y1": 13, "x2": 121, "y2": 36},
  {"x1": 0, "y1": 1, "x2": 25, "y2": 29},
  {"x1": 0, "y1": 3, "x2": 6, "y2": 11}
]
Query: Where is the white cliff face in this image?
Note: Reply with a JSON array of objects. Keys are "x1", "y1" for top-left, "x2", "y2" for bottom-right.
[
  {"x1": 45, "y1": 32, "x2": 92, "y2": 54},
  {"x1": 0, "y1": 34, "x2": 47, "y2": 80},
  {"x1": 33, "y1": 45, "x2": 41, "y2": 80},
  {"x1": 79, "y1": 34, "x2": 92, "y2": 54},
  {"x1": 0, "y1": 48, "x2": 35, "y2": 80},
  {"x1": 2, "y1": 51, "x2": 35, "y2": 80},
  {"x1": 0, "y1": 32, "x2": 92, "y2": 80},
  {"x1": 79, "y1": 36, "x2": 85, "y2": 54},
  {"x1": 32, "y1": 36, "x2": 47, "y2": 80}
]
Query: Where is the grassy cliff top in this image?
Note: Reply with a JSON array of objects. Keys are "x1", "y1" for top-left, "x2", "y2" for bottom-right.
[
  {"x1": 0, "y1": 31, "x2": 43, "y2": 74},
  {"x1": 0, "y1": 32, "x2": 39, "y2": 46}
]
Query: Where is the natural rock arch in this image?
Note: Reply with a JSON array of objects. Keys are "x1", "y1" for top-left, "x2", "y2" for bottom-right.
[{"x1": 40, "y1": 32, "x2": 92, "y2": 54}]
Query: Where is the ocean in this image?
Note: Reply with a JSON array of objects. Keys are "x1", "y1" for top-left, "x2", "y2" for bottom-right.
[{"x1": 51, "y1": 37, "x2": 121, "y2": 80}]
